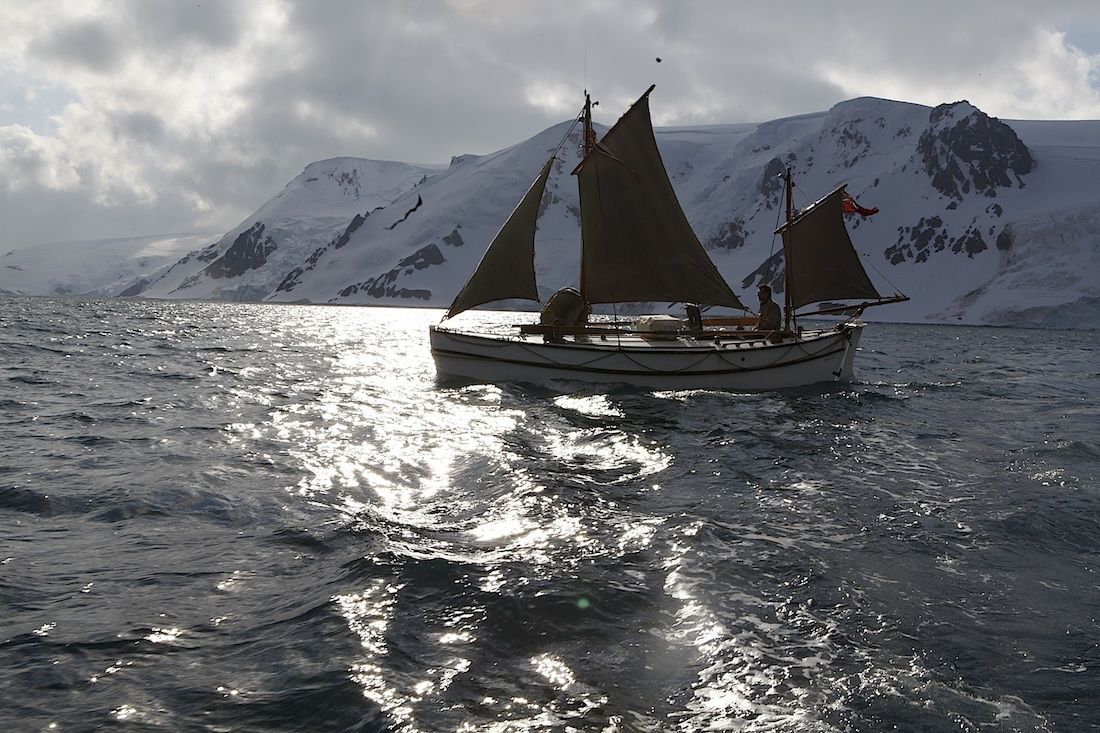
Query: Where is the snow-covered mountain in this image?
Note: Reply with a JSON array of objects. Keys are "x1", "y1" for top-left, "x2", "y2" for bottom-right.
[
  {"x1": 132, "y1": 158, "x2": 441, "y2": 302},
  {"x1": 0, "y1": 233, "x2": 215, "y2": 297},
  {"x1": 134, "y1": 97, "x2": 1098, "y2": 328}
]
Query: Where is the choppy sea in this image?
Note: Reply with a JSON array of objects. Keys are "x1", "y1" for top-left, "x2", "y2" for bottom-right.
[{"x1": 1, "y1": 295, "x2": 1097, "y2": 732}]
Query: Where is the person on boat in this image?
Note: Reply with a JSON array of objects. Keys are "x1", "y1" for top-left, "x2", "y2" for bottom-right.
[
  {"x1": 756, "y1": 285, "x2": 782, "y2": 332},
  {"x1": 540, "y1": 287, "x2": 589, "y2": 327}
]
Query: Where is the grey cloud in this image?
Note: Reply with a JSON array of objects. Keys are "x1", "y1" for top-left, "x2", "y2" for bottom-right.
[
  {"x1": 117, "y1": 111, "x2": 165, "y2": 144},
  {"x1": 124, "y1": 0, "x2": 247, "y2": 49},
  {"x1": 32, "y1": 18, "x2": 124, "y2": 73},
  {"x1": 3, "y1": 0, "x2": 1099, "y2": 255}
]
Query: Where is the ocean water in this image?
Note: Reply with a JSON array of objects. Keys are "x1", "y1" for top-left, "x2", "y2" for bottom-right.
[{"x1": 1, "y1": 295, "x2": 1097, "y2": 732}]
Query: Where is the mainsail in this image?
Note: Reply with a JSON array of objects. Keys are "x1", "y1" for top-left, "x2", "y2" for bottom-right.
[
  {"x1": 445, "y1": 157, "x2": 555, "y2": 319},
  {"x1": 575, "y1": 89, "x2": 745, "y2": 309},
  {"x1": 778, "y1": 186, "x2": 882, "y2": 311}
]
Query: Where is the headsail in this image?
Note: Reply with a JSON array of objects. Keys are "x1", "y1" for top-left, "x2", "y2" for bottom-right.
[
  {"x1": 575, "y1": 88, "x2": 745, "y2": 310},
  {"x1": 444, "y1": 157, "x2": 555, "y2": 319},
  {"x1": 777, "y1": 186, "x2": 882, "y2": 311}
]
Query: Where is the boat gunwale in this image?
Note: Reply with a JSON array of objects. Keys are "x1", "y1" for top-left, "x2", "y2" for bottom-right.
[
  {"x1": 430, "y1": 340, "x2": 851, "y2": 377},
  {"x1": 430, "y1": 323, "x2": 858, "y2": 358}
]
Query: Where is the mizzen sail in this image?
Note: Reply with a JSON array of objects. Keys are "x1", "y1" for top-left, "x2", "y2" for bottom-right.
[
  {"x1": 778, "y1": 186, "x2": 882, "y2": 311},
  {"x1": 445, "y1": 157, "x2": 555, "y2": 319},
  {"x1": 575, "y1": 89, "x2": 745, "y2": 309}
]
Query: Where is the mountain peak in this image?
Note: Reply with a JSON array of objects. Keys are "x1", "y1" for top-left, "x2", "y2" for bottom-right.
[{"x1": 918, "y1": 100, "x2": 1033, "y2": 201}]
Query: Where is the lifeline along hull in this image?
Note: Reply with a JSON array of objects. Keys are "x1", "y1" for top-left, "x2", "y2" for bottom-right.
[{"x1": 430, "y1": 323, "x2": 863, "y2": 391}]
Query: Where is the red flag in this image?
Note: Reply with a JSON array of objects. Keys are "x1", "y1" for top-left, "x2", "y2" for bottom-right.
[{"x1": 841, "y1": 191, "x2": 879, "y2": 216}]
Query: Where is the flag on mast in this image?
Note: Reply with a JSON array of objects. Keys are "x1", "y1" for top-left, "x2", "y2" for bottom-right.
[{"x1": 841, "y1": 191, "x2": 879, "y2": 217}]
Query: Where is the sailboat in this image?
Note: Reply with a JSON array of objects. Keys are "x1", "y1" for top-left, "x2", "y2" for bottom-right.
[{"x1": 429, "y1": 86, "x2": 907, "y2": 390}]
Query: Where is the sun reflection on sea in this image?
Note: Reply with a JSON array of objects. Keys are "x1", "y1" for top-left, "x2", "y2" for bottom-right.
[{"x1": 240, "y1": 307, "x2": 686, "y2": 729}]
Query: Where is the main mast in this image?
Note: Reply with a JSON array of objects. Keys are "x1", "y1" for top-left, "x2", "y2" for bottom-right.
[
  {"x1": 579, "y1": 91, "x2": 594, "y2": 296},
  {"x1": 783, "y1": 167, "x2": 794, "y2": 331},
  {"x1": 582, "y1": 91, "x2": 595, "y2": 156}
]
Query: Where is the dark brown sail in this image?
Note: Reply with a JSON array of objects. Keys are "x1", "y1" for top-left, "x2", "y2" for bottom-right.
[
  {"x1": 575, "y1": 89, "x2": 745, "y2": 309},
  {"x1": 778, "y1": 186, "x2": 882, "y2": 310},
  {"x1": 445, "y1": 157, "x2": 554, "y2": 319}
]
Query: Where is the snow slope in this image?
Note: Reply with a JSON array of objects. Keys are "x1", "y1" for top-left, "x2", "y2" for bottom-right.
[{"x1": 0, "y1": 233, "x2": 215, "y2": 297}]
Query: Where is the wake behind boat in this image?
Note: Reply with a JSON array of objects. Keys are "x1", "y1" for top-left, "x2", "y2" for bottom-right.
[{"x1": 430, "y1": 85, "x2": 907, "y2": 390}]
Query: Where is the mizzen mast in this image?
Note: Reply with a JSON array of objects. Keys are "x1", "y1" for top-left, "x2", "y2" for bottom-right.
[
  {"x1": 579, "y1": 90, "x2": 595, "y2": 296},
  {"x1": 783, "y1": 167, "x2": 795, "y2": 332}
]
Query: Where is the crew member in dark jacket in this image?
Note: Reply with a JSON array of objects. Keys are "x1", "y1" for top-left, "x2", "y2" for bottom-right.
[{"x1": 756, "y1": 285, "x2": 782, "y2": 331}]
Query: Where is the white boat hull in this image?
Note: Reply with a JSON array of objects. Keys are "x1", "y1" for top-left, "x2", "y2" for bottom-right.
[{"x1": 430, "y1": 324, "x2": 864, "y2": 390}]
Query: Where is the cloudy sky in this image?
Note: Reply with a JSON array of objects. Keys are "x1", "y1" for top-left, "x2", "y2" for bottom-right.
[{"x1": 2, "y1": 0, "x2": 1099, "y2": 253}]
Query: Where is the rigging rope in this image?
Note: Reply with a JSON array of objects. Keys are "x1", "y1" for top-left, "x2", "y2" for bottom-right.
[
  {"x1": 550, "y1": 114, "x2": 583, "y2": 160},
  {"x1": 860, "y1": 251, "x2": 905, "y2": 295},
  {"x1": 765, "y1": 192, "x2": 784, "y2": 285}
]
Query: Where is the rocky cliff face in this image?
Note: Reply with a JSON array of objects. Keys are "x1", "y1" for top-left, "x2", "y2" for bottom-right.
[
  {"x1": 203, "y1": 223, "x2": 278, "y2": 280},
  {"x1": 918, "y1": 102, "x2": 1033, "y2": 202},
  {"x1": 880, "y1": 103, "x2": 1035, "y2": 270}
]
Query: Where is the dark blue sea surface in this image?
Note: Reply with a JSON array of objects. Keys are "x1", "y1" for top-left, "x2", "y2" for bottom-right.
[{"x1": 1, "y1": 295, "x2": 1097, "y2": 732}]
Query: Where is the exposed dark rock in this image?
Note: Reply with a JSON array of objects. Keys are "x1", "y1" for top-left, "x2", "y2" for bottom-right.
[
  {"x1": 917, "y1": 101, "x2": 1033, "y2": 201},
  {"x1": 538, "y1": 192, "x2": 561, "y2": 218},
  {"x1": 741, "y1": 250, "x2": 785, "y2": 294},
  {"x1": 333, "y1": 213, "x2": 368, "y2": 249},
  {"x1": 276, "y1": 247, "x2": 324, "y2": 293},
  {"x1": 442, "y1": 227, "x2": 464, "y2": 247},
  {"x1": 331, "y1": 169, "x2": 362, "y2": 198},
  {"x1": 335, "y1": 244, "x2": 444, "y2": 301},
  {"x1": 885, "y1": 216, "x2": 944, "y2": 264},
  {"x1": 399, "y1": 243, "x2": 445, "y2": 269},
  {"x1": 885, "y1": 216, "x2": 989, "y2": 263},
  {"x1": 710, "y1": 218, "x2": 747, "y2": 250},
  {"x1": 996, "y1": 227, "x2": 1014, "y2": 251},
  {"x1": 758, "y1": 157, "x2": 785, "y2": 209},
  {"x1": 386, "y1": 195, "x2": 423, "y2": 230},
  {"x1": 305, "y1": 165, "x2": 366, "y2": 198},
  {"x1": 829, "y1": 117, "x2": 878, "y2": 169},
  {"x1": 952, "y1": 226, "x2": 988, "y2": 257},
  {"x1": 196, "y1": 243, "x2": 220, "y2": 263},
  {"x1": 204, "y1": 223, "x2": 278, "y2": 279}
]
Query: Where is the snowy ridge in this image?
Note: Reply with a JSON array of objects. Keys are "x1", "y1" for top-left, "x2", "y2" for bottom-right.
[
  {"x1": 136, "y1": 158, "x2": 440, "y2": 301},
  {"x1": 125, "y1": 97, "x2": 1100, "y2": 328}
]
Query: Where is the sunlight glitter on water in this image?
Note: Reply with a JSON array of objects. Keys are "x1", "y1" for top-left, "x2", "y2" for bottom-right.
[
  {"x1": 5, "y1": 299, "x2": 1091, "y2": 731},
  {"x1": 337, "y1": 580, "x2": 414, "y2": 726},
  {"x1": 551, "y1": 394, "x2": 625, "y2": 418}
]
